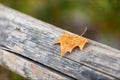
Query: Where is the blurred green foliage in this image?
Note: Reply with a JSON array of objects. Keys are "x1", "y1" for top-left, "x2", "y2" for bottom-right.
[
  {"x1": 11, "y1": 72, "x2": 27, "y2": 80},
  {"x1": 0, "y1": 66, "x2": 27, "y2": 80},
  {"x1": 0, "y1": 0, "x2": 120, "y2": 36}
]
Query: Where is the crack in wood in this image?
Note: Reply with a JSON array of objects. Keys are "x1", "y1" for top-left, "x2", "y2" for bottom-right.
[
  {"x1": 64, "y1": 56, "x2": 120, "y2": 80},
  {"x1": 0, "y1": 44, "x2": 76, "y2": 80},
  {"x1": 0, "y1": 44, "x2": 119, "y2": 80}
]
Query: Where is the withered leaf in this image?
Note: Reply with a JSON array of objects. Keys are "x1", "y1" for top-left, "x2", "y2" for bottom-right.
[{"x1": 55, "y1": 32, "x2": 88, "y2": 57}]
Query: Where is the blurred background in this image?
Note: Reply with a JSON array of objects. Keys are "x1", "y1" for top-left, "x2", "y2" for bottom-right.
[{"x1": 0, "y1": 0, "x2": 120, "y2": 80}]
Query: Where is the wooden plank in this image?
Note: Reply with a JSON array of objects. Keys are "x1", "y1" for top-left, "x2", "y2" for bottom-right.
[
  {"x1": 1, "y1": 46, "x2": 115, "y2": 80},
  {"x1": 0, "y1": 49, "x2": 72, "y2": 80},
  {"x1": 0, "y1": 4, "x2": 120, "y2": 80}
]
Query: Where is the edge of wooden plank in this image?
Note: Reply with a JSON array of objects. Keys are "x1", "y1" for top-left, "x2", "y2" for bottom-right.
[{"x1": 0, "y1": 49, "x2": 73, "y2": 80}]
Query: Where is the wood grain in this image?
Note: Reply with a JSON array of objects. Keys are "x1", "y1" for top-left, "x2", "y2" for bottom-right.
[
  {"x1": 0, "y1": 4, "x2": 120, "y2": 80},
  {"x1": 0, "y1": 49, "x2": 73, "y2": 80}
]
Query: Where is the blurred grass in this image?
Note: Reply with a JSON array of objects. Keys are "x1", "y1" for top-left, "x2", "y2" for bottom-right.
[
  {"x1": 0, "y1": 66, "x2": 27, "y2": 80},
  {"x1": 11, "y1": 73, "x2": 27, "y2": 80},
  {"x1": 0, "y1": 0, "x2": 120, "y2": 36}
]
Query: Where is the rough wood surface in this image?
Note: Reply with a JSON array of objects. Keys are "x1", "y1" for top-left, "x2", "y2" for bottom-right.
[
  {"x1": 0, "y1": 49, "x2": 71, "y2": 80},
  {"x1": 0, "y1": 4, "x2": 120, "y2": 80}
]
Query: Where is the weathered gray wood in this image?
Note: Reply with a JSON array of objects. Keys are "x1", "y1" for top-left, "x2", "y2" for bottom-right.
[
  {"x1": 0, "y1": 4, "x2": 120, "y2": 80},
  {"x1": 0, "y1": 49, "x2": 72, "y2": 80}
]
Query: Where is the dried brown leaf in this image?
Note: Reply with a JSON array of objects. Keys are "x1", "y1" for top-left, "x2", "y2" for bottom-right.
[{"x1": 55, "y1": 33, "x2": 88, "y2": 57}]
